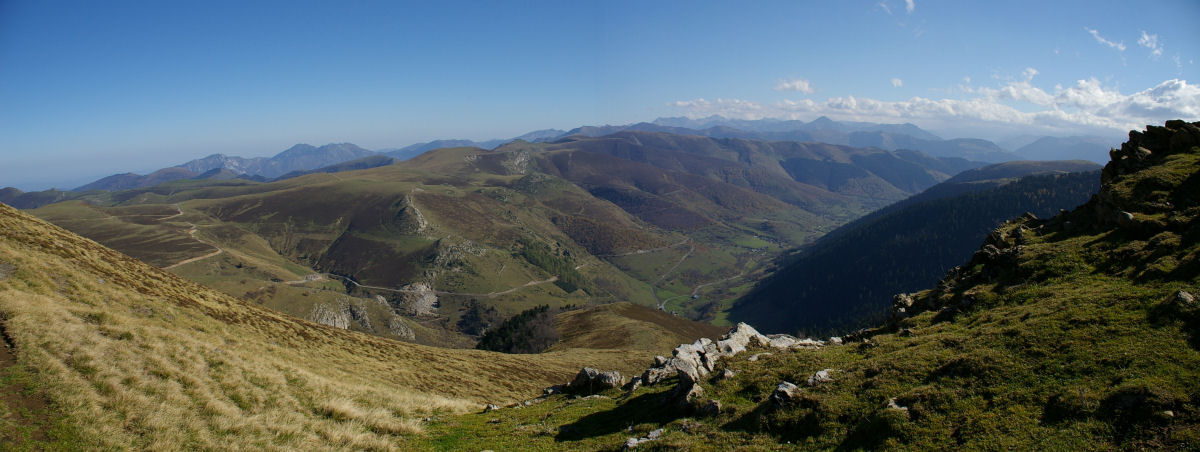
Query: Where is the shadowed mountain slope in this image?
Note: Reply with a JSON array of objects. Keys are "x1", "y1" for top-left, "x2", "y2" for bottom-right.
[{"x1": 731, "y1": 168, "x2": 1102, "y2": 335}]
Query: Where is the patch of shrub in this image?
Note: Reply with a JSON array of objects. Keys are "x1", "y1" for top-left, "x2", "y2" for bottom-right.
[{"x1": 475, "y1": 305, "x2": 561, "y2": 354}]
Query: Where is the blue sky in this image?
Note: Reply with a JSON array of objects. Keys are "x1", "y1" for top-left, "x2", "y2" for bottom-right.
[{"x1": 1, "y1": 0, "x2": 1197, "y2": 190}]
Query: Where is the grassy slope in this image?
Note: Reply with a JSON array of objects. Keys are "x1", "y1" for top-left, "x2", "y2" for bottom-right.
[
  {"x1": 416, "y1": 125, "x2": 1200, "y2": 450},
  {"x1": 0, "y1": 203, "x2": 663, "y2": 450},
  {"x1": 552, "y1": 302, "x2": 729, "y2": 353}
]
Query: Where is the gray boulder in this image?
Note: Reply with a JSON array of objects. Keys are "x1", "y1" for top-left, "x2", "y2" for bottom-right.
[
  {"x1": 771, "y1": 381, "x2": 801, "y2": 406},
  {"x1": 641, "y1": 367, "x2": 675, "y2": 385},
  {"x1": 886, "y1": 398, "x2": 910, "y2": 418},
  {"x1": 569, "y1": 367, "x2": 625, "y2": 394},
  {"x1": 717, "y1": 322, "x2": 770, "y2": 356},
  {"x1": 806, "y1": 369, "x2": 833, "y2": 386},
  {"x1": 1175, "y1": 290, "x2": 1195, "y2": 308},
  {"x1": 791, "y1": 338, "x2": 825, "y2": 349},
  {"x1": 767, "y1": 334, "x2": 798, "y2": 348}
]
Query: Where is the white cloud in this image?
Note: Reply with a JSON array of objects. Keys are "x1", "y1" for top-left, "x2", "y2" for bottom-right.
[
  {"x1": 1086, "y1": 27, "x2": 1126, "y2": 51},
  {"x1": 905, "y1": 0, "x2": 915, "y2": 14},
  {"x1": 774, "y1": 78, "x2": 814, "y2": 94},
  {"x1": 891, "y1": 78, "x2": 903, "y2": 87},
  {"x1": 670, "y1": 76, "x2": 1200, "y2": 137},
  {"x1": 1138, "y1": 30, "x2": 1163, "y2": 58},
  {"x1": 877, "y1": 1, "x2": 892, "y2": 15}
]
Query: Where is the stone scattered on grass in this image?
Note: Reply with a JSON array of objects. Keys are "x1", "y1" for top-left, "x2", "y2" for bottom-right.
[
  {"x1": 806, "y1": 369, "x2": 833, "y2": 386},
  {"x1": 772, "y1": 381, "x2": 801, "y2": 406}
]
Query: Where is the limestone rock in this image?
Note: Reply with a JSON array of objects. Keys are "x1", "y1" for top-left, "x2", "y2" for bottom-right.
[
  {"x1": 307, "y1": 299, "x2": 351, "y2": 329},
  {"x1": 1175, "y1": 290, "x2": 1195, "y2": 307},
  {"x1": 672, "y1": 358, "x2": 700, "y2": 385},
  {"x1": 716, "y1": 322, "x2": 769, "y2": 356},
  {"x1": 886, "y1": 398, "x2": 910, "y2": 417},
  {"x1": 569, "y1": 367, "x2": 625, "y2": 394},
  {"x1": 398, "y1": 282, "x2": 438, "y2": 317},
  {"x1": 625, "y1": 376, "x2": 642, "y2": 393},
  {"x1": 747, "y1": 352, "x2": 772, "y2": 362},
  {"x1": 677, "y1": 383, "x2": 705, "y2": 409},
  {"x1": 641, "y1": 367, "x2": 674, "y2": 385},
  {"x1": 672, "y1": 342, "x2": 709, "y2": 377},
  {"x1": 1115, "y1": 210, "x2": 1136, "y2": 228},
  {"x1": 771, "y1": 381, "x2": 801, "y2": 406},
  {"x1": 347, "y1": 299, "x2": 371, "y2": 330},
  {"x1": 892, "y1": 293, "x2": 915, "y2": 318},
  {"x1": 791, "y1": 338, "x2": 825, "y2": 349},
  {"x1": 767, "y1": 334, "x2": 798, "y2": 348},
  {"x1": 624, "y1": 428, "x2": 665, "y2": 450},
  {"x1": 392, "y1": 195, "x2": 428, "y2": 234},
  {"x1": 806, "y1": 369, "x2": 833, "y2": 386},
  {"x1": 387, "y1": 315, "x2": 416, "y2": 340}
]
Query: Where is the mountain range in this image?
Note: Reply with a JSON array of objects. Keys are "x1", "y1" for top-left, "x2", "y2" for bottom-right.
[
  {"x1": 19, "y1": 129, "x2": 992, "y2": 347},
  {"x1": 1013, "y1": 135, "x2": 1119, "y2": 163},
  {"x1": 11, "y1": 116, "x2": 1115, "y2": 197}
]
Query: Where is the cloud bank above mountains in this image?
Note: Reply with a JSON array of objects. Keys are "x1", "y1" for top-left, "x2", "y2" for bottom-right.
[{"x1": 671, "y1": 75, "x2": 1198, "y2": 139}]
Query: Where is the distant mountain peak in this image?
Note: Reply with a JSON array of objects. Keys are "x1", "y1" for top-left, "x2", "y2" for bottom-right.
[{"x1": 809, "y1": 116, "x2": 836, "y2": 127}]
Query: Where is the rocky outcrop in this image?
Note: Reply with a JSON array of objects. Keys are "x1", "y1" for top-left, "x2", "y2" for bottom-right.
[
  {"x1": 716, "y1": 322, "x2": 770, "y2": 356},
  {"x1": 568, "y1": 367, "x2": 626, "y2": 394},
  {"x1": 387, "y1": 315, "x2": 415, "y2": 340},
  {"x1": 502, "y1": 149, "x2": 532, "y2": 174},
  {"x1": 1175, "y1": 290, "x2": 1195, "y2": 308},
  {"x1": 628, "y1": 322, "x2": 841, "y2": 413},
  {"x1": 347, "y1": 300, "x2": 372, "y2": 330},
  {"x1": 771, "y1": 381, "x2": 802, "y2": 406},
  {"x1": 307, "y1": 298, "x2": 375, "y2": 330},
  {"x1": 398, "y1": 282, "x2": 438, "y2": 317},
  {"x1": 1093, "y1": 120, "x2": 1200, "y2": 227},
  {"x1": 806, "y1": 369, "x2": 833, "y2": 386},
  {"x1": 392, "y1": 195, "x2": 428, "y2": 234},
  {"x1": 307, "y1": 300, "x2": 352, "y2": 329},
  {"x1": 886, "y1": 398, "x2": 910, "y2": 418},
  {"x1": 623, "y1": 428, "x2": 663, "y2": 450}
]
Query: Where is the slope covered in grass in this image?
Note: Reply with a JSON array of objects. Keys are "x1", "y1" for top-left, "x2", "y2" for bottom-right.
[
  {"x1": 0, "y1": 203, "x2": 662, "y2": 450},
  {"x1": 418, "y1": 121, "x2": 1200, "y2": 450}
]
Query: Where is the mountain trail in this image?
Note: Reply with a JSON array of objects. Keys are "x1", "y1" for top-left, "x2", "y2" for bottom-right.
[
  {"x1": 162, "y1": 222, "x2": 223, "y2": 269},
  {"x1": 326, "y1": 274, "x2": 559, "y2": 299}
]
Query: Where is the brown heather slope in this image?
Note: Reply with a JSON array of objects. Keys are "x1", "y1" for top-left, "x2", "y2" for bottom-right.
[
  {"x1": 553, "y1": 302, "x2": 729, "y2": 352},
  {"x1": 0, "y1": 202, "x2": 652, "y2": 450}
]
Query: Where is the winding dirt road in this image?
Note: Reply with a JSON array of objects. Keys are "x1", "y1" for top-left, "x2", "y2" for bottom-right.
[
  {"x1": 322, "y1": 274, "x2": 560, "y2": 299},
  {"x1": 159, "y1": 206, "x2": 224, "y2": 270},
  {"x1": 162, "y1": 222, "x2": 223, "y2": 270}
]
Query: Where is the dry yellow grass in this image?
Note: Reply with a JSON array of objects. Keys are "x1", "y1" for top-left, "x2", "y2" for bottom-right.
[{"x1": 0, "y1": 203, "x2": 651, "y2": 450}]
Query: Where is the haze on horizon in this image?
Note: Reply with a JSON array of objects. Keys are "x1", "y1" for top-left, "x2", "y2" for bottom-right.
[{"x1": 1, "y1": 0, "x2": 1197, "y2": 191}]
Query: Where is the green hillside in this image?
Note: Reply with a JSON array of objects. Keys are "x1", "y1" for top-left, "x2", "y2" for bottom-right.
[
  {"x1": 414, "y1": 121, "x2": 1200, "y2": 450},
  {"x1": 25, "y1": 132, "x2": 978, "y2": 346}
]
